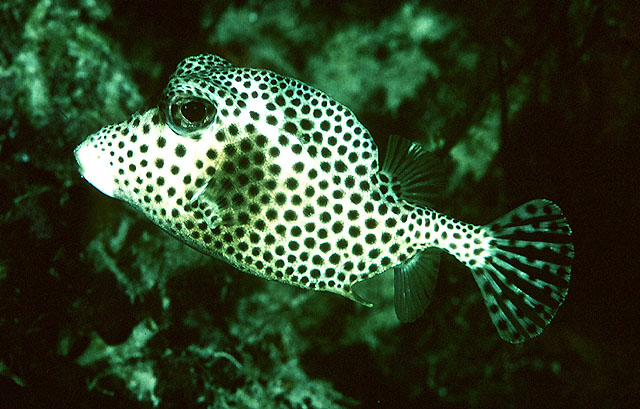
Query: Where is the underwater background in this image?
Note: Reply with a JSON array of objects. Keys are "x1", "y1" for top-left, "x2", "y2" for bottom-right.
[{"x1": 1, "y1": 0, "x2": 638, "y2": 408}]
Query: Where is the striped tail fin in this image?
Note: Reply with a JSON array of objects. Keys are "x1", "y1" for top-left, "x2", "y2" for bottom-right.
[{"x1": 471, "y1": 199, "x2": 573, "y2": 343}]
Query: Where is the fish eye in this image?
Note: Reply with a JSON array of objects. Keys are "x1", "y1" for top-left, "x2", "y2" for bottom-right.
[
  {"x1": 181, "y1": 100, "x2": 207, "y2": 122},
  {"x1": 166, "y1": 96, "x2": 216, "y2": 135}
]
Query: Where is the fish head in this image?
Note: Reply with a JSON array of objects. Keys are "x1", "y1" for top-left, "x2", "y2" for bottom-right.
[{"x1": 74, "y1": 54, "x2": 281, "y2": 216}]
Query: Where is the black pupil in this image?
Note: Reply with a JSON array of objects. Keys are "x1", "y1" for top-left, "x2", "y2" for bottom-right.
[{"x1": 181, "y1": 101, "x2": 206, "y2": 123}]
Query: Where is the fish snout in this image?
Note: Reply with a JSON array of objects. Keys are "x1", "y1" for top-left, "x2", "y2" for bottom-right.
[{"x1": 74, "y1": 139, "x2": 117, "y2": 198}]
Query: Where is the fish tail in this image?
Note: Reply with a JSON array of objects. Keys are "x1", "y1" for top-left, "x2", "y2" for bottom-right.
[{"x1": 471, "y1": 199, "x2": 573, "y2": 343}]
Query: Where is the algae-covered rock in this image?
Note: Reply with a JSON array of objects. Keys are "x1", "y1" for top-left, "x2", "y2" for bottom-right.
[{"x1": 1, "y1": 0, "x2": 638, "y2": 408}]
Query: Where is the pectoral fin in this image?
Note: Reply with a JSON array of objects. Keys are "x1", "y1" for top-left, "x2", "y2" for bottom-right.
[{"x1": 190, "y1": 177, "x2": 236, "y2": 227}]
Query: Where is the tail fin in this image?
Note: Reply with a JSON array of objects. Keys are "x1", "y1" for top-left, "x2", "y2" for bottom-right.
[{"x1": 471, "y1": 200, "x2": 573, "y2": 343}]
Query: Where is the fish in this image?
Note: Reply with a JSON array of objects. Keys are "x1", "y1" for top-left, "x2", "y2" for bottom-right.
[{"x1": 74, "y1": 54, "x2": 573, "y2": 343}]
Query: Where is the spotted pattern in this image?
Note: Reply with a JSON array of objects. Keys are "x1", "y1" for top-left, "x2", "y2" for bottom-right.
[{"x1": 75, "y1": 54, "x2": 573, "y2": 342}]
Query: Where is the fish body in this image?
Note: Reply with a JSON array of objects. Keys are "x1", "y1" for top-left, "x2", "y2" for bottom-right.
[{"x1": 74, "y1": 54, "x2": 573, "y2": 342}]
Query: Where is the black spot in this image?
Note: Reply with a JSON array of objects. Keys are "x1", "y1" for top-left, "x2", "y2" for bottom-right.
[
  {"x1": 175, "y1": 144, "x2": 187, "y2": 158},
  {"x1": 266, "y1": 208, "x2": 278, "y2": 220},
  {"x1": 284, "y1": 122, "x2": 297, "y2": 134},
  {"x1": 223, "y1": 161, "x2": 235, "y2": 174},
  {"x1": 365, "y1": 218, "x2": 378, "y2": 229},
  {"x1": 317, "y1": 196, "x2": 328, "y2": 206},
  {"x1": 224, "y1": 144, "x2": 236, "y2": 156},
  {"x1": 284, "y1": 107, "x2": 296, "y2": 118},
  {"x1": 334, "y1": 161, "x2": 347, "y2": 173},
  {"x1": 240, "y1": 139, "x2": 253, "y2": 152},
  {"x1": 252, "y1": 152, "x2": 265, "y2": 166},
  {"x1": 253, "y1": 134, "x2": 267, "y2": 148},
  {"x1": 286, "y1": 178, "x2": 298, "y2": 190},
  {"x1": 273, "y1": 193, "x2": 285, "y2": 206},
  {"x1": 300, "y1": 119, "x2": 313, "y2": 130},
  {"x1": 293, "y1": 162, "x2": 304, "y2": 173}
]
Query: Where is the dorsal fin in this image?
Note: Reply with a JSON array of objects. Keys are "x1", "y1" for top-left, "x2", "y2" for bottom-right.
[
  {"x1": 394, "y1": 248, "x2": 441, "y2": 322},
  {"x1": 379, "y1": 135, "x2": 444, "y2": 206}
]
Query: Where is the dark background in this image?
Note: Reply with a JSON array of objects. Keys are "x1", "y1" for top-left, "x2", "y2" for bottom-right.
[{"x1": 1, "y1": 1, "x2": 638, "y2": 408}]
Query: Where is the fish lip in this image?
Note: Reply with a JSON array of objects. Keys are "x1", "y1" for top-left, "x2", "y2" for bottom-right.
[{"x1": 73, "y1": 144, "x2": 85, "y2": 175}]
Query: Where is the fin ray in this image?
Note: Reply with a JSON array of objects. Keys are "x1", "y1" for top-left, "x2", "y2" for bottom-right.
[
  {"x1": 380, "y1": 135, "x2": 444, "y2": 206},
  {"x1": 471, "y1": 199, "x2": 573, "y2": 343},
  {"x1": 393, "y1": 248, "x2": 441, "y2": 323},
  {"x1": 192, "y1": 177, "x2": 236, "y2": 227}
]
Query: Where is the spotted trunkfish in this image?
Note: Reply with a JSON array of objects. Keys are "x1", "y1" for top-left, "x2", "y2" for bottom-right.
[{"x1": 74, "y1": 54, "x2": 574, "y2": 343}]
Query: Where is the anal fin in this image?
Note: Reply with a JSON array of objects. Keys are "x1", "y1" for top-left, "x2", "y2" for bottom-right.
[{"x1": 394, "y1": 248, "x2": 441, "y2": 322}]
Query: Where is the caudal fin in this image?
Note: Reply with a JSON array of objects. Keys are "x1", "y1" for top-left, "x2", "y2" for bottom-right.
[{"x1": 471, "y1": 200, "x2": 573, "y2": 343}]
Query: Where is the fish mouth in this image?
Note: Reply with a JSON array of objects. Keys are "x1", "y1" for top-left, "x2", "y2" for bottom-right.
[
  {"x1": 73, "y1": 145, "x2": 85, "y2": 174},
  {"x1": 74, "y1": 142, "x2": 116, "y2": 198}
]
